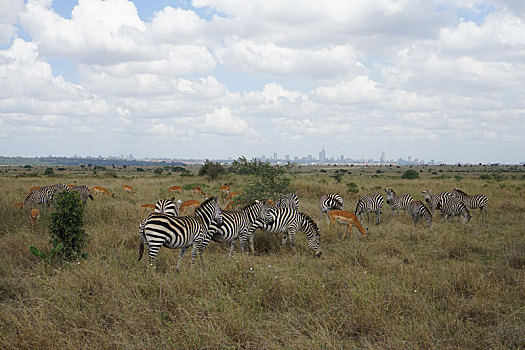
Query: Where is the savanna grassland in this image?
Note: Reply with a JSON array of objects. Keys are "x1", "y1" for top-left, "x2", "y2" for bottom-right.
[{"x1": 1, "y1": 164, "x2": 524, "y2": 349}]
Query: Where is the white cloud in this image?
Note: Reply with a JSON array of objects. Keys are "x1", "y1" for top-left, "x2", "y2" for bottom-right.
[
  {"x1": 0, "y1": 0, "x2": 24, "y2": 45},
  {"x1": 202, "y1": 107, "x2": 257, "y2": 136}
]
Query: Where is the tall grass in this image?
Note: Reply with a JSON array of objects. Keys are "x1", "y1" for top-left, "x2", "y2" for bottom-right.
[{"x1": 0, "y1": 165, "x2": 524, "y2": 349}]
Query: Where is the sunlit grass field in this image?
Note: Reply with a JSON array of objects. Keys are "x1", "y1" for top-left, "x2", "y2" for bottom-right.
[{"x1": 1, "y1": 164, "x2": 524, "y2": 349}]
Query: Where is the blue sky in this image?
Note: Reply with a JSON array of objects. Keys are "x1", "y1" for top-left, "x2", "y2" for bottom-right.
[{"x1": 0, "y1": 0, "x2": 524, "y2": 163}]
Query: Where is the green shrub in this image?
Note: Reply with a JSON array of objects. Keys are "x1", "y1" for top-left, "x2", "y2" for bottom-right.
[
  {"x1": 154, "y1": 167, "x2": 163, "y2": 175},
  {"x1": 136, "y1": 167, "x2": 145, "y2": 172},
  {"x1": 44, "y1": 167, "x2": 54, "y2": 176},
  {"x1": 401, "y1": 169, "x2": 419, "y2": 179},
  {"x1": 346, "y1": 182, "x2": 359, "y2": 194},
  {"x1": 199, "y1": 159, "x2": 227, "y2": 180},
  {"x1": 48, "y1": 191, "x2": 87, "y2": 260}
]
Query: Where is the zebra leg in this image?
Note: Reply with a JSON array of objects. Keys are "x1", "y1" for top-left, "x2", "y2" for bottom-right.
[
  {"x1": 147, "y1": 243, "x2": 162, "y2": 268},
  {"x1": 176, "y1": 247, "x2": 188, "y2": 271},
  {"x1": 228, "y1": 240, "x2": 236, "y2": 260},
  {"x1": 281, "y1": 233, "x2": 288, "y2": 247},
  {"x1": 376, "y1": 210, "x2": 380, "y2": 225}
]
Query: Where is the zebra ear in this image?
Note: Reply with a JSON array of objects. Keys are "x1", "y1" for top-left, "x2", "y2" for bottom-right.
[{"x1": 255, "y1": 199, "x2": 260, "y2": 203}]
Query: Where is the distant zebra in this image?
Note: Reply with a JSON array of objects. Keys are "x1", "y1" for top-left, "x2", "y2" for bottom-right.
[
  {"x1": 384, "y1": 189, "x2": 413, "y2": 217},
  {"x1": 69, "y1": 185, "x2": 94, "y2": 205},
  {"x1": 355, "y1": 193, "x2": 384, "y2": 225},
  {"x1": 203, "y1": 201, "x2": 272, "y2": 259},
  {"x1": 275, "y1": 193, "x2": 299, "y2": 211},
  {"x1": 24, "y1": 187, "x2": 54, "y2": 207},
  {"x1": 452, "y1": 188, "x2": 488, "y2": 214},
  {"x1": 244, "y1": 207, "x2": 321, "y2": 257},
  {"x1": 408, "y1": 200, "x2": 433, "y2": 228},
  {"x1": 422, "y1": 190, "x2": 452, "y2": 213},
  {"x1": 138, "y1": 197, "x2": 222, "y2": 270},
  {"x1": 436, "y1": 196, "x2": 471, "y2": 223},
  {"x1": 319, "y1": 193, "x2": 344, "y2": 221}
]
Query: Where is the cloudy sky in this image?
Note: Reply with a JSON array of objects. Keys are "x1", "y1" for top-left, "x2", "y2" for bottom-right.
[{"x1": 1, "y1": 0, "x2": 524, "y2": 163}]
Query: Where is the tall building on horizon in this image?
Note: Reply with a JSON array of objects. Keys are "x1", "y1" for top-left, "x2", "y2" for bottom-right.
[
  {"x1": 381, "y1": 151, "x2": 386, "y2": 162},
  {"x1": 319, "y1": 146, "x2": 326, "y2": 162}
]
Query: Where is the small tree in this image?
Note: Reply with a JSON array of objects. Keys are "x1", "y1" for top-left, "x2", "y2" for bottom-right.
[
  {"x1": 44, "y1": 167, "x2": 54, "y2": 176},
  {"x1": 401, "y1": 169, "x2": 419, "y2": 179},
  {"x1": 230, "y1": 157, "x2": 292, "y2": 203},
  {"x1": 48, "y1": 191, "x2": 87, "y2": 260},
  {"x1": 199, "y1": 159, "x2": 227, "y2": 181}
]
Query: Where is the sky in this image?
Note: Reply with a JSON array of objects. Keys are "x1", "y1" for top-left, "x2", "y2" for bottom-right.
[{"x1": 0, "y1": 0, "x2": 524, "y2": 164}]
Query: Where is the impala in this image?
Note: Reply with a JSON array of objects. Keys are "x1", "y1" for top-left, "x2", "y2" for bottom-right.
[
  {"x1": 328, "y1": 210, "x2": 368, "y2": 240},
  {"x1": 30, "y1": 208, "x2": 40, "y2": 233},
  {"x1": 141, "y1": 203, "x2": 156, "y2": 211},
  {"x1": 92, "y1": 186, "x2": 114, "y2": 197},
  {"x1": 180, "y1": 200, "x2": 201, "y2": 215},
  {"x1": 226, "y1": 191, "x2": 243, "y2": 201},
  {"x1": 168, "y1": 185, "x2": 182, "y2": 194},
  {"x1": 122, "y1": 185, "x2": 136, "y2": 193},
  {"x1": 14, "y1": 202, "x2": 24, "y2": 209},
  {"x1": 219, "y1": 185, "x2": 230, "y2": 199},
  {"x1": 192, "y1": 187, "x2": 206, "y2": 198},
  {"x1": 27, "y1": 186, "x2": 41, "y2": 195}
]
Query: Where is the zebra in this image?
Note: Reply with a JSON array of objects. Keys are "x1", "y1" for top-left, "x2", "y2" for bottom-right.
[
  {"x1": 422, "y1": 190, "x2": 453, "y2": 213},
  {"x1": 201, "y1": 201, "x2": 273, "y2": 259},
  {"x1": 384, "y1": 189, "x2": 413, "y2": 217},
  {"x1": 354, "y1": 193, "x2": 384, "y2": 225},
  {"x1": 408, "y1": 200, "x2": 433, "y2": 228},
  {"x1": 436, "y1": 196, "x2": 471, "y2": 223},
  {"x1": 69, "y1": 185, "x2": 94, "y2": 205},
  {"x1": 155, "y1": 198, "x2": 181, "y2": 217},
  {"x1": 244, "y1": 207, "x2": 322, "y2": 257},
  {"x1": 138, "y1": 197, "x2": 222, "y2": 270},
  {"x1": 275, "y1": 193, "x2": 299, "y2": 211},
  {"x1": 24, "y1": 187, "x2": 53, "y2": 207},
  {"x1": 452, "y1": 188, "x2": 488, "y2": 214},
  {"x1": 319, "y1": 193, "x2": 344, "y2": 221}
]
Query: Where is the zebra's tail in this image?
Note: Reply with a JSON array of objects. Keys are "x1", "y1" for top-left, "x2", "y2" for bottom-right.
[{"x1": 138, "y1": 235, "x2": 145, "y2": 261}]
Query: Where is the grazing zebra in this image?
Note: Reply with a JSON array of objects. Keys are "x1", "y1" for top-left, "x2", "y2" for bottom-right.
[
  {"x1": 138, "y1": 197, "x2": 222, "y2": 270},
  {"x1": 244, "y1": 207, "x2": 322, "y2": 257},
  {"x1": 275, "y1": 193, "x2": 299, "y2": 211},
  {"x1": 319, "y1": 193, "x2": 344, "y2": 221},
  {"x1": 355, "y1": 193, "x2": 384, "y2": 225},
  {"x1": 202, "y1": 201, "x2": 272, "y2": 259},
  {"x1": 384, "y1": 189, "x2": 413, "y2": 217},
  {"x1": 69, "y1": 185, "x2": 94, "y2": 205},
  {"x1": 408, "y1": 200, "x2": 433, "y2": 228},
  {"x1": 436, "y1": 196, "x2": 471, "y2": 223},
  {"x1": 452, "y1": 188, "x2": 488, "y2": 214},
  {"x1": 422, "y1": 190, "x2": 452, "y2": 213},
  {"x1": 24, "y1": 187, "x2": 54, "y2": 207}
]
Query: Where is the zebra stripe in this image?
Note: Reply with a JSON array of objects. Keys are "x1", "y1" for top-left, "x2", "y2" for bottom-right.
[
  {"x1": 276, "y1": 193, "x2": 299, "y2": 211},
  {"x1": 319, "y1": 193, "x2": 344, "y2": 221},
  {"x1": 422, "y1": 190, "x2": 452, "y2": 213},
  {"x1": 24, "y1": 187, "x2": 54, "y2": 207},
  {"x1": 138, "y1": 197, "x2": 222, "y2": 270},
  {"x1": 409, "y1": 200, "x2": 433, "y2": 228},
  {"x1": 355, "y1": 193, "x2": 384, "y2": 225},
  {"x1": 384, "y1": 189, "x2": 413, "y2": 216},
  {"x1": 69, "y1": 185, "x2": 94, "y2": 205},
  {"x1": 245, "y1": 207, "x2": 321, "y2": 257},
  {"x1": 155, "y1": 198, "x2": 181, "y2": 217},
  {"x1": 436, "y1": 196, "x2": 471, "y2": 223},
  {"x1": 452, "y1": 188, "x2": 488, "y2": 214},
  {"x1": 203, "y1": 201, "x2": 272, "y2": 259}
]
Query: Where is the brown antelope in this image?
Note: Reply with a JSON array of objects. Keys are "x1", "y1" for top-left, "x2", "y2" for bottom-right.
[
  {"x1": 92, "y1": 186, "x2": 114, "y2": 197},
  {"x1": 192, "y1": 187, "x2": 206, "y2": 198},
  {"x1": 265, "y1": 198, "x2": 275, "y2": 206},
  {"x1": 328, "y1": 210, "x2": 368, "y2": 240},
  {"x1": 219, "y1": 185, "x2": 230, "y2": 199},
  {"x1": 30, "y1": 208, "x2": 40, "y2": 233},
  {"x1": 224, "y1": 201, "x2": 237, "y2": 211},
  {"x1": 122, "y1": 185, "x2": 136, "y2": 193},
  {"x1": 14, "y1": 202, "x2": 24, "y2": 209},
  {"x1": 141, "y1": 203, "x2": 156, "y2": 211},
  {"x1": 226, "y1": 191, "x2": 243, "y2": 201},
  {"x1": 180, "y1": 200, "x2": 201, "y2": 215},
  {"x1": 168, "y1": 185, "x2": 182, "y2": 194},
  {"x1": 27, "y1": 186, "x2": 41, "y2": 195}
]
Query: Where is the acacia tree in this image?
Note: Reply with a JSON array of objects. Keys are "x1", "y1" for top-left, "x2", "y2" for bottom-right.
[
  {"x1": 199, "y1": 159, "x2": 227, "y2": 181},
  {"x1": 230, "y1": 157, "x2": 294, "y2": 203}
]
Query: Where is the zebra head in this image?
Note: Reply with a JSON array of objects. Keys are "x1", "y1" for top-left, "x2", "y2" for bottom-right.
[
  {"x1": 385, "y1": 188, "x2": 395, "y2": 203},
  {"x1": 195, "y1": 196, "x2": 222, "y2": 225}
]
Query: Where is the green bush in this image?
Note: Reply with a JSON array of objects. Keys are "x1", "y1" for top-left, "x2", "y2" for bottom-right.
[
  {"x1": 48, "y1": 191, "x2": 87, "y2": 260},
  {"x1": 44, "y1": 167, "x2": 54, "y2": 176},
  {"x1": 154, "y1": 167, "x2": 163, "y2": 175},
  {"x1": 199, "y1": 159, "x2": 227, "y2": 180},
  {"x1": 346, "y1": 182, "x2": 359, "y2": 194},
  {"x1": 401, "y1": 169, "x2": 419, "y2": 179}
]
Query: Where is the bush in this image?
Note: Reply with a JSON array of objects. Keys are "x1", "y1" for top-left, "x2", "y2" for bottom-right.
[
  {"x1": 401, "y1": 169, "x2": 419, "y2": 179},
  {"x1": 48, "y1": 191, "x2": 87, "y2": 260},
  {"x1": 44, "y1": 167, "x2": 54, "y2": 176},
  {"x1": 346, "y1": 182, "x2": 359, "y2": 194},
  {"x1": 154, "y1": 167, "x2": 163, "y2": 175},
  {"x1": 199, "y1": 159, "x2": 227, "y2": 181}
]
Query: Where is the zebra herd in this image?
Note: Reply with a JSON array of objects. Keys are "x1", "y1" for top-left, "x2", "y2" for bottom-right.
[{"x1": 138, "y1": 193, "x2": 322, "y2": 270}]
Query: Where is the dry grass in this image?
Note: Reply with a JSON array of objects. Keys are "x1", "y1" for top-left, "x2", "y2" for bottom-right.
[{"x1": 1, "y1": 165, "x2": 524, "y2": 349}]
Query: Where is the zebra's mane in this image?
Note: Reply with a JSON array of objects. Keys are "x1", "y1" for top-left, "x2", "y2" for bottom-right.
[
  {"x1": 454, "y1": 188, "x2": 467, "y2": 195},
  {"x1": 194, "y1": 196, "x2": 217, "y2": 214},
  {"x1": 299, "y1": 212, "x2": 319, "y2": 232}
]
